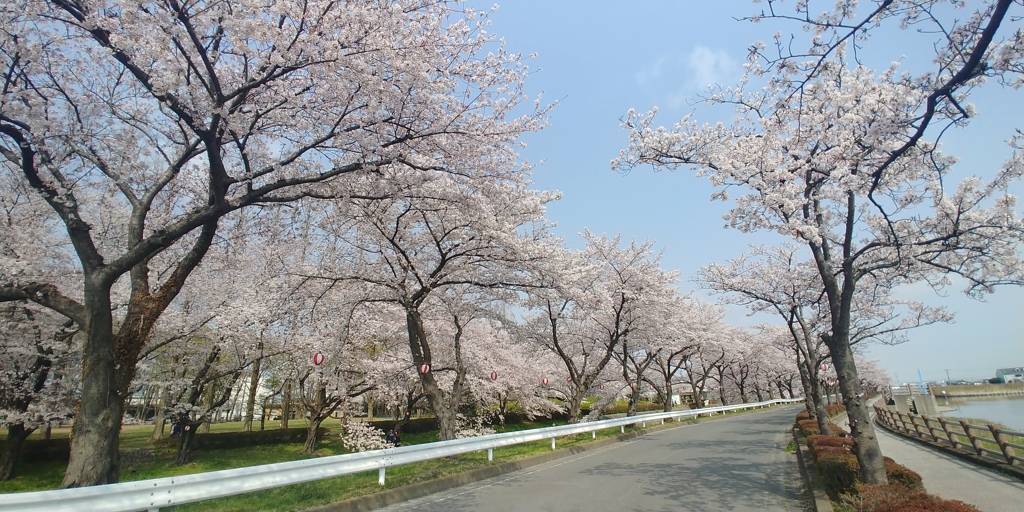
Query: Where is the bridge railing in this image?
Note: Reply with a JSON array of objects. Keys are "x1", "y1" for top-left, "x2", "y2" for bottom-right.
[
  {"x1": 3, "y1": 398, "x2": 802, "y2": 512},
  {"x1": 873, "y1": 404, "x2": 1023, "y2": 467}
]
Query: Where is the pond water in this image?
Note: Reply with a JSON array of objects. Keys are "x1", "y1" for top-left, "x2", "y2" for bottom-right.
[{"x1": 940, "y1": 395, "x2": 1024, "y2": 431}]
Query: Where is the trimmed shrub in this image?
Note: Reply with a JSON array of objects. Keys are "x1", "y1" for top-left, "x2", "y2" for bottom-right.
[
  {"x1": 796, "y1": 419, "x2": 848, "y2": 438},
  {"x1": 808, "y1": 434, "x2": 854, "y2": 451},
  {"x1": 845, "y1": 484, "x2": 980, "y2": 512},
  {"x1": 817, "y1": 451, "x2": 861, "y2": 495},
  {"x1": 882, "y1": 457, "x2": 924, "y2": 492}
]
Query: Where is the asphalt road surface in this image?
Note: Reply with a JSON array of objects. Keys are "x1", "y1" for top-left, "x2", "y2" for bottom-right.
[{"x1": 375, "y1": 405, "x2": 806, "y2": 512}]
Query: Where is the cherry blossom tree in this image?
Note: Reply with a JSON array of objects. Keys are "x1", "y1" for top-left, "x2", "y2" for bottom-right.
[
  {"x1": 617, "y1": 57, "x2": 1023, "y2": 483},
  {"x1": 522, "y1": 232, "x2": 676, "y2": 422},
  {"x1": 0, "y1": 0, "x2": 545, "y2": 486},
  {"x1": 613, "y1": 279, "x2": 681, "y2": 416},
  {"x1": 299, "y1": 169, "x2": 556, "y2": 440},
  {"x1": 0, "y1": 303, "x2": 78, "y2": 480}
]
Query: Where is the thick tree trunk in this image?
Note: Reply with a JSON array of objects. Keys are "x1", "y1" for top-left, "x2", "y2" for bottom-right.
[
  {"x1": 827, "y1": 334, "x2": 887, "y2": 484},
  {"x1": 565, "y1": 388, "x2": 586, "y2": 424},
  {"x1": 626, "y1": 385, "x2": 640, "y2": 417},
  {"x1": 662, "y1": 382, "x2": 673, "y2": 412},
  {"x1": 405, "y1": 308, "x2": 461, "y2": 441},
  {"x1": 0, "y1": 424, "x2": 35, "y2": 481},
  {"x1": 175, "y1": 421, "x2": 200, "y2": 465},
  {"x1": 62, "y1": 290, "x2": 121, "y2": 488},
  {"x1": 243, "y1": 356, "x2": 261, "y2": 432},
  {"x1": 302, "y1": 418, "x2": 323, "y2": 454},
  {"x1": 811, "y1": 383, "x2": 832, "y2": 435}
]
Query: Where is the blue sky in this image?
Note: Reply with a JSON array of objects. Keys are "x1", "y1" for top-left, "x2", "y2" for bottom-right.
[{"x1": 473, "y1": 1, "x2": 1024, "y2": 383}]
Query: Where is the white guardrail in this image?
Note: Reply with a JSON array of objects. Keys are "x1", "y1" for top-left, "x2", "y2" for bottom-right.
[{"x1": 2, "y1": 398, "x2": 803, "y2": 511}]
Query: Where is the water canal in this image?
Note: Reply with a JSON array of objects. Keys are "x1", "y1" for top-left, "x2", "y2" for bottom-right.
[{"x1": 938, "y1": 395, "x2": 1024, "y2": 430}]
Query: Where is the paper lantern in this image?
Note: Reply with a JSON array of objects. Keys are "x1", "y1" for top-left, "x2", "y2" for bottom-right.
[{"x1": 312, "y1": 352, "x2": 325, "y2": 365}]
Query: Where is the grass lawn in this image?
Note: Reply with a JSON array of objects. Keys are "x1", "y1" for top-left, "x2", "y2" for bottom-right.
[
  {"x1": 0, "y1": 406, "x2": 760, "y2": 511},
  {"x1": 942, "y1": 416, "x2": 1024, "y2": 455}
]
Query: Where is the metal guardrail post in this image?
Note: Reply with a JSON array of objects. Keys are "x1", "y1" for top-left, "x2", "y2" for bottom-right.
[{"x1": 378, "y1": 468, "x2": 386, "y2": 486}]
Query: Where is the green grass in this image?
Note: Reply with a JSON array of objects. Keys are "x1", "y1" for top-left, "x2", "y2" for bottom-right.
[
  {"x1": 0, "y1": 410, "x2": 725, "y2": 510},
  {"x1": 942, "y1": 416, "x2": 1024, "y2": 454}
]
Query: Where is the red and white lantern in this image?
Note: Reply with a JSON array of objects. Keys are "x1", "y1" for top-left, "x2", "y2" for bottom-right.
[
  {"x1": 312, "y1": 352, "x2": 325, "y2": 365},
  {"x1": 490, "y1": 371, "x2": 498, "y2": 381},
  {"x1": 419, "y1": 364, "x2": 430, "y2": 374},
  {"x1": 821, "y1": 363, "x2": 829, "y2": 372},
  {"x1": 542, "y1": 377, "x2": 549, "y2": 386},
  {"x1": 599, "y1": 384, "x2": 605, "y2": 390},
  {"x1": 567, "y1": 376, "x2": 573, "y2": 383}
]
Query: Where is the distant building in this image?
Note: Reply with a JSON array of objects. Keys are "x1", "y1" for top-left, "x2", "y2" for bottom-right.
[{"x1": 995, "y1": 367, "x2": 1024, "y2": 383}]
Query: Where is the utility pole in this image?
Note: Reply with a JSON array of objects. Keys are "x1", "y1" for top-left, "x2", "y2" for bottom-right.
[{"x1": 945, "y1": 369, "x2": 952, "y2": 384}]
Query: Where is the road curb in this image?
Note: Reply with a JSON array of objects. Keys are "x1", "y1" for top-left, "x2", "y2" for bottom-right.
[
  {"x1": 792, "y1": 428, "x2": 834, "y2": 512},
  {"x1": 305, "y1": 418, "x2": 700, "y2": 512}
]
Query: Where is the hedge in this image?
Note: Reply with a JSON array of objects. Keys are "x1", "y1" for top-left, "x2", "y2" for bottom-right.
[{"x1": 795, "y1": 410, "x2": 978, "y2": 511}]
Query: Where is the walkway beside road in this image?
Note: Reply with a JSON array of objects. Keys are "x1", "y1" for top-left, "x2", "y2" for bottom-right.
[
  {"x1": 874, "y1": 426, "x2": 1024, "y2": 512},
  {"x1": 840, "y1": 400, "x2": 1024, "y2": 512},
  {"x1": 370, "y1": 405, "x2": 805, "y2": 512}
]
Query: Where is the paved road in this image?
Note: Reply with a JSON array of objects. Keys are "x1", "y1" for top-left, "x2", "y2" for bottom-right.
[{"x1": 376, "y1": 405, "x2": 806, "y2": 512}]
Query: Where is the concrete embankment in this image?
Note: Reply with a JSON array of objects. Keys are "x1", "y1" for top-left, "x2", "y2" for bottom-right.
[{"x1": 930, "y1": 383, "x2": 1023, "y2": 398}]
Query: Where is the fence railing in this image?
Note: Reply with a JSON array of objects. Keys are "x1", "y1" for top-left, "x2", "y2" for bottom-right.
[
  {"x1": 873, "y1": 404, "x2": 1022, "y2": 467},
  {"x1": 2, "y1": 398, "x2": 802, "y2": 512}
]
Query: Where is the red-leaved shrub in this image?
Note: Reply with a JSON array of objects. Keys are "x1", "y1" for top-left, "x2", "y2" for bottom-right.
[{"x1": 846, "y1": 483, "x2": 980, "y2": 512}]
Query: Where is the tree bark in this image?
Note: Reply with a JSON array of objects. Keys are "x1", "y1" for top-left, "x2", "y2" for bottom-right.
[
  {"x1": 62, "y1": 287, "x2": 121, "y2": 488},
  {"x1": 150, "y1": 387, "x2": 168, "y2": 442},
  {"x1": 662, "y1": 381, "x2": 673, "y2": 413},
  {"x1": 280, "y1": 380, "x2": 291, "y2": 429},
  {"x1": 243, "y1": 355, "x2": 262, "y2": 432},
  {"x1": 827, "y1": 335, "x2": 886, "y2": 483},
  {"x1": 405, "y1": 307, "x2": 468, "y2": 441},
  {"x1": 199, "y1": 382, "x2": 214, "y2": 434},
  {"x1": 174, "y1": 420, "x2": 201, "y2": 465},
  {"x1": 626, "y1": 384, "x2": 641, "y2": 417},
  {"x1": 0, "y1": 424, "x2": 35, "y2": 481},
  {"x1": 565, "y1": 388, "x2": 586, "y2": 424},
  {"x1": 302, "y1": 418, "x2": 323, "y2": 454}
]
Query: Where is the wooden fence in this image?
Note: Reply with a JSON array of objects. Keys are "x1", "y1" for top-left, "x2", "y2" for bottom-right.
[{"x1": 873, "y1": 405, "x2": 1022, "y2": 467}]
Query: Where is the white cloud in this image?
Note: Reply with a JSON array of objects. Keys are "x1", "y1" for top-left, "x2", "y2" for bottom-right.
[
  {"x1": 634, "y1": 46, "x2": 740, "y2": 109},
  {"x1": 685, "y1": 45, "x2": 738, "y2": 91},
  {"x1": 634, "y1": 57, "x2": 667, "y2": 87}
]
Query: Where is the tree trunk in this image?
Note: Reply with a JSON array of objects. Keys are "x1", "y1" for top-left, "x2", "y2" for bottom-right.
[
  {"x1": 302, "y1": 417, "x2": 323, "y2": 454},
  {"x1": 42, "y1": 424, "x2": 51, "y2": 440},
  {"x1": 62, "y1": 289, "x2": 122, "y2": 488},
  {"x1": 150, "y1": 387, "x2": 167, "y2": 442},
  {"x1": 0, "y1": 423, "x2": 35, "y2": 481},
  {"x1": 565, "y1": 387, "x2": 586, "y2": 423},
  {"x1": 199, "y1": 382, "x2": 214, "y2": 434},
  {"x1": 827, "y1": 334, "x2": 887, "y2": 484},
  {"x1": 174, "y1": 421, "x2": 200, "y2": 465},
  {"x1": 243, "y1": 356, "x2": 262, "y2": 432},
  {"x1": 626, "y1": 385, "x2": 640, "y2": 417},
  {"x1": 662, "y1": 382, "x2": 673, "y2": 413},
  {"x1": 280, "y1": 380, "x2": 291, "y2": 429}
]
